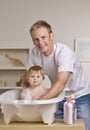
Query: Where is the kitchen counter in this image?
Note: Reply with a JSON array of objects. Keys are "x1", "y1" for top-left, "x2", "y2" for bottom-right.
[{"x1": 0, "y1": 118, "x2": 85, "y2": 130}]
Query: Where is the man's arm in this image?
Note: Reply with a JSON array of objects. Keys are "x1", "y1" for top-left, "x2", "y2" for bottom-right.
[{"x1": 40, "y1": 71, "x2": 71, "y2": 99}]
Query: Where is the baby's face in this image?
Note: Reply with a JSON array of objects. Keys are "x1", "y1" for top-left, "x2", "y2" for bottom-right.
[{"x1": 28, "y1": 71, "x2": 43, "y2": 87}]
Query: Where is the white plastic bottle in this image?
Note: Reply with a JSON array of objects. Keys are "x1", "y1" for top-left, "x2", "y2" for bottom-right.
[
  {"x1": 64, "y1": 96, "x2": 77, "y2": 124},
  {"x1": 64, "y1": 98, "x2": 72, "y2": 124}
]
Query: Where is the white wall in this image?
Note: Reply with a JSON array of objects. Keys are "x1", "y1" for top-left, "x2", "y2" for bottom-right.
[{"x1": 0, "y1": 0, "x2": 90, "y2": 82}]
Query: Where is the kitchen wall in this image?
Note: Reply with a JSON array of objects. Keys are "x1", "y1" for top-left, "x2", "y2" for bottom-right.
[{"x1": 0, "y1": 0, "x2": 90, "y2": 83}]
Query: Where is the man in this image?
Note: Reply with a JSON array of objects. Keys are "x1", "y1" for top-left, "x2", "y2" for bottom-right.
[{"x1": 26, "y1": 20, "x2": 90, "y2": 130}]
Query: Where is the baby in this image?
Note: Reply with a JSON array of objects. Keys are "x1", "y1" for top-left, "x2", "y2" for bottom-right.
[{"x1": 20, "y1": 65, "x2": 48, "y2": 100}]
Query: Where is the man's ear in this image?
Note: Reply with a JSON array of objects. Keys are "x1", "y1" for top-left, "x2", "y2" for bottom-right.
[{"x1": 50, "y1": 32, "x2": 54, "y2": 41}]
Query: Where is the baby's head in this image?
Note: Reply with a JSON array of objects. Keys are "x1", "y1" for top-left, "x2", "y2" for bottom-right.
[
  {"x1": 28, "y1": 65, "x2": 45, "y2": 80},
  {"x1": 22, "y1": 66, "x2": 45, "y2": 87}
]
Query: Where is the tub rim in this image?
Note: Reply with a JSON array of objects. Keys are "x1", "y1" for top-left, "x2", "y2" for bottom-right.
[{"x1": 0, "y1": 90, "x2": 65, "y2": 105}]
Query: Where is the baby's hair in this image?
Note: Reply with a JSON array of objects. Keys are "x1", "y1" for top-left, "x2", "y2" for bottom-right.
[
  {"x1": 27, "y1": 65, "x2": 45, "y2": 80},
  {"x1": 21, "y1": 71, "x2": 30, "y2": 87}
]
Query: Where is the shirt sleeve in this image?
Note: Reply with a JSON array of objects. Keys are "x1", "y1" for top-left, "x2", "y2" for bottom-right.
[
  {"x1": 26, "y1": 48, "x2": 43, "y2": 70},
  {"x1": 56, "y1": 47, "x2": 75, "y2": 73}
]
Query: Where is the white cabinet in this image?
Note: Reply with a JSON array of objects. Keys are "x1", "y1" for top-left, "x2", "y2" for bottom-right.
[{"x1": 0, "y1": 47, "x2": 29, "y2": 91}]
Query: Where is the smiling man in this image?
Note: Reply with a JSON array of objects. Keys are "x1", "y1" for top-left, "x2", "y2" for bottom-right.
[{"x1": 26, "y1": 20, "x2": 90, "y2": 130}]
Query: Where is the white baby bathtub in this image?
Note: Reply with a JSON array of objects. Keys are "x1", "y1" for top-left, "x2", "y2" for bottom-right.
[{"x1": 0, "y1": 89, "x2": 65, "y2": 125}]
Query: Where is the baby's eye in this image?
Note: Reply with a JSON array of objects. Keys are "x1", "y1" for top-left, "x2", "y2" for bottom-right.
[
  {"x1": 31, "y1": 75, "x2": 35, "y2": 78},
  {"x1": 37, "y1": 76, "x2": 40, "y2": 78}
]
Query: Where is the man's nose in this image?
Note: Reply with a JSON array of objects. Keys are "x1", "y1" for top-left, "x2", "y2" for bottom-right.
[{"x1": 38, "y1": 39, "x2": 43, "y2": 44}]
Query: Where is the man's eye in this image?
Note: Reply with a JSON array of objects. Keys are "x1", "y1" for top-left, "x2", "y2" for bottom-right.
[
  {"x1": 42, "y1": 36, "x2": 46, "y2": 39},
  {"x1": 33, "y1": 39, "x2": 39, "y2": 43}
]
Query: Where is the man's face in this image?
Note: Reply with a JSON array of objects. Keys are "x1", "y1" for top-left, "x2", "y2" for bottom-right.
[{"x1": 31, "y1": 27, "x2": 54, "y2": 56}]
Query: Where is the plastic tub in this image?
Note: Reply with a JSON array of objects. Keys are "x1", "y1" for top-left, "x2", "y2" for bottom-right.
[{"x1": 0, "y1": 89, "x2": 64, "y2": 124}]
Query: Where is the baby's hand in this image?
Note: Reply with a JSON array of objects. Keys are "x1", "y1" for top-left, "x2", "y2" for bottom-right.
[{"x1": 32, "y1": 95, "x2": 39, "y2": 100}]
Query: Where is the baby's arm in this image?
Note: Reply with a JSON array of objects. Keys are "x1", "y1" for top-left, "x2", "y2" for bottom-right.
[
  {"x1": 20, "y1": 89, "x2": 26, "y2": 99},
  {"x1": 32, "y1": 86, "x2": 49, "y2": 100}
]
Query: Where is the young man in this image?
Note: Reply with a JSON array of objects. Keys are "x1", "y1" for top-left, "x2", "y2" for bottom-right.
[{"x1": 26, "y1": 20, "x2": 90, "y2": 130}]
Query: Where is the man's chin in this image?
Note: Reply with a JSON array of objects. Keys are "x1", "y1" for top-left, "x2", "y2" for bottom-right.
[{"x1": 39, "y1": 49, "x2": 46, "y2": 54}]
